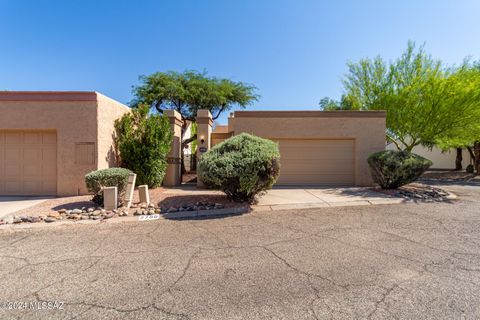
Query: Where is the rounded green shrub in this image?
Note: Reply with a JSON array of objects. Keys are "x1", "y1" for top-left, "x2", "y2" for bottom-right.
[
  {"x1": 198, "y1": 133, "x2": 280, "y2": 202},
  {"x1": 85, "y1": 168, "x2": 133, "y2": 205},
  {"x1": 367, "y1": 150, "x2": 432, "y2": 189}
]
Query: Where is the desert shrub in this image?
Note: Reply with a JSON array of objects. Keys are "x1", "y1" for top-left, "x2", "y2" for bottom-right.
[
  {"x1": 198, "y1": 133, "x2": 280, "y2": 202},
  {"x1": 367, "y1": 150, "x2": 432, "y2": 189},
  {"x1": 115, "y1": 104, "x2": 173, "y2": 187},
  {"x1": 85, "y1": 168, "x2": 132, "y2": 205}
]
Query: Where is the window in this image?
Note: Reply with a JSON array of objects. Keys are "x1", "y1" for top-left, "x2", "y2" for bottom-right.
[{"x1": 75, "y1": 142, "x2": 95, "y2": 165}]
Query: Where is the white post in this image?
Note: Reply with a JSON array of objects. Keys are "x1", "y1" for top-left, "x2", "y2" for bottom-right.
[
  {"x1": 103, "y1": 187, "x2": 118, "y2": 211},
  {"x1": 124, "y1": 173, "x2": 136, "y2": 208},
  {"x1": 138, "y1": 185, "x2": 150, "y2": 205}
]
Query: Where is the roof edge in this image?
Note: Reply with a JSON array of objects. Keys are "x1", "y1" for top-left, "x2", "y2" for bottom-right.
[
  {"x1": 234, "y1": 110, "x2": 386, "y2": 118},
  {"x1": 0, "y1": 91, "x2": 98, "y2": 102}
]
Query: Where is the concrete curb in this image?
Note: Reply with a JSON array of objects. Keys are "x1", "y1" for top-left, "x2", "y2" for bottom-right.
[
  {"x1": 163, "y1": 206, "x2": 250, "y2": 219},
  {"x1": 252, "y1": 198, "x2": 405, "y2": 212}
]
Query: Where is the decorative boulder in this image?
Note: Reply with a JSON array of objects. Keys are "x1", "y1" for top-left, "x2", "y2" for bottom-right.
[
  {"x1": 367, "y1": 150, "x2": 432, "y2": 189},
  {"x1": 198, "y1": 133, "x2": 280, "y2": 202}
]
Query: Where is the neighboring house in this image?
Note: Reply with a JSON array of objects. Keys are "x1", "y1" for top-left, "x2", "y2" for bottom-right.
[
  {"x1": 385, "y1": 141, "x2": 459, "y2": 170},
  {"x1": 210, "y1": 110, "x2": 386, "y2": 186},
  {"x1": 0, "y1": 91, "x2": 130, "y2": 196}
]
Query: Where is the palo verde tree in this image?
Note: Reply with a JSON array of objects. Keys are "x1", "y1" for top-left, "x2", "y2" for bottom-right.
[
  {"x1": 323, "y1": 42, "x2": 480, "y2": 157},
  {"x1": 435, "y1": 61, "x2": 480, "y2": 172}
]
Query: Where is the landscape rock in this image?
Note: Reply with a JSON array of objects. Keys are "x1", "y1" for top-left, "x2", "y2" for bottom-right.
[
  {"x1": 44, "y1": 217, "x2": 56, "y2": 223},
  {"x1": 103, "y1": 213, "x2": 114, "y2": 219},
  {"x1": 48, "y1": 212, "x2": 60, "y2": 218},
  {"x1": 4, "y1": 216, "x2": 14, "y2": 224},
  {"x1": 30, "y1": 216, "x2": 41, "y2": 223},
  {"x1": 71, "y1": 209, "x2": 82, "y2": 214}
]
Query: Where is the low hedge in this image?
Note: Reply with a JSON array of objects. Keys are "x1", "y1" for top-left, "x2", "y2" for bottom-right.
[
  {"x1": 85, "y1": 168, "x2": 132, "y2": 205},
  {"x1": 367, "y1": 150, "x2": 432, "y2": 189},
  {"x1": 198, "y1": 133, "x2": 280, "y2": 202}
]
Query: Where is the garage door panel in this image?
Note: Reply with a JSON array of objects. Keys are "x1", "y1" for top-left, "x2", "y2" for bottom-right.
[
  {"x1": 5, "y1": 147, "x2": 21, "y2": 162},
  {"x1": 274, "y1": 139, "x2": 354, "y2": 185},
  {"x1": 24, "y1": 148, "x2": 41, "y2": 161},
  {"x1": 0, "y1": 130, "x2": 57, "y2": 195},
  {"x1": 43, "y1": 181, "x2": 57, "y2": 194},
  {"x1": 43, "y1": 164, "x2": 56, "y2": 177},
  {"x1": 279, "y1": 158, "x2": 354, "y2": 167},
  {"x1": 24, "y1": 181, "x2": 42, "y2": 193},
  {"x1": 24, "y1": 132, "x2": 42, "y2": 144},
  {"x1": 24, "y1": 164, "x2": 43, "y2": 178},
  {"x1": 5, "y1": 181, "x2": 21, "y2": 194},
  {"x1": 43, "y1": 133, "x2": 57, "y2": 144},
  {"x1": 5, "y1": 132, "x2": 21, "y2": 144},
  {"x1": 43, "y1": 147, "x2": 56, "y2": 162},
  {"x1": 5, "y1": 164, "x2": 21, "y2": 178}
]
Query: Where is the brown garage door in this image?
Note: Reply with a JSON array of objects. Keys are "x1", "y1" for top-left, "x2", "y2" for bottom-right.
[
  {"x1": 273, "y1": 139, "x2": 355, "y2": 185},
  {"x1": 0, "y1": 131, "x2": 57, "y2": 195}
]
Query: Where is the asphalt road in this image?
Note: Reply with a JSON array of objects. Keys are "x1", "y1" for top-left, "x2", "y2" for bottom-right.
[{"x1": 0, "y1": 182, "x2": 479, "y2": 319}]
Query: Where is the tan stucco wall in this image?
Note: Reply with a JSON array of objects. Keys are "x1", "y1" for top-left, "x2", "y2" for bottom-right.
[
  {"x1": 96, "y1": 93, "x2": 131, "y2": 169},
  {"x1": 0, "y1": 92, "x2": 130, "y2": 196},
  {"x1": 230, "y1": 111, "x2": 386, "y2": 186},
  {"x1": 386, "y1": 139, "x2": 458, "y2": 169}
]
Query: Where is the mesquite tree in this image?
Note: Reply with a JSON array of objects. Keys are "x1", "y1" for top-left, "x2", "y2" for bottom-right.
[{"x1": 130, "y1": 70, "x2": 258, "y2": 172}]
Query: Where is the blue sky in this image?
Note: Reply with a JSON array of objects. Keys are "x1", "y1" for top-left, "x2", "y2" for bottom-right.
[{"x1": 1, "y1": 0, "x2": 480, "y2": 124}]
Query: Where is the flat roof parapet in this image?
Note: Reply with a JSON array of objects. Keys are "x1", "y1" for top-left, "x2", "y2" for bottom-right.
[{"x1": 234, "y1": 110, "x2": 386, "y2": 118}]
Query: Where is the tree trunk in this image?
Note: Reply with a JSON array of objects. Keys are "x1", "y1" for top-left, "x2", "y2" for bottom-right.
[
  {"x1": 474, "y1": 141, "x2": 480, "y2": 174},
  {"x1": 455, "y1": 148, "x2": 463, "y2": 170}
]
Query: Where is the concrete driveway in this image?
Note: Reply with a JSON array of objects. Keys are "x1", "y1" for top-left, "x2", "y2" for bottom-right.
[
  {"x1": 0, "y1": 196, "x2": 51, "y2": 218},
  {"x1": 0, "y1": 183, "x2": 479, "y2": 319},
  {"x1": 254, "y1": 186, "x2": 402, "y2": 211}
]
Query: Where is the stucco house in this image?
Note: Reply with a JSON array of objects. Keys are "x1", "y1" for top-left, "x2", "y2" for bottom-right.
[
  {"x1": 0, "y1": 91, "x2": 387, "y2": 197},
  {"x1": 0, "y1": 91, "x2": 130, "y2": 196},
  {"x1": 207, "y1": 110, "x2": 386, "y2": 186}
]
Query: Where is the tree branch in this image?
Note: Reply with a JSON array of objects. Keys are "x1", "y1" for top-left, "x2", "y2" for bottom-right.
[
  {"x1": 212, "y1": 105, "x2": 227, "y2": 120},
  {"x1": 182, "y1": 134, "x2": 197, "y2": 147}
]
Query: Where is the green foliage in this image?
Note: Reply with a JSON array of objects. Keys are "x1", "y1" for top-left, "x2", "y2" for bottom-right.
[
  {"x1": 114, "y1": 105, "x2": 173, "y2": 188},
  {"x1": 434, "y1": 61, "x2": 480, "y2": 151},
  {"x1": 190, "y1": 122, "x2": 197, "y2": 153},
  {"x1": 319, "y1": 95, "x2": 355, "y2": 110},
  {"x1": 198, "y1": 133, "x2": 280, "y2": 202},
  {"x1": 131, "y1": 70, "x2": 259, "y2": 121},
  {"x1": 338, "y1": 42, "x2": 480, "y2": 151},
  {"x1": 367, "y1": 150, "x2": 433, "y2": 189},
  {"x1": 85, "y1": 168, "x2": 132, "y2": 205}
]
